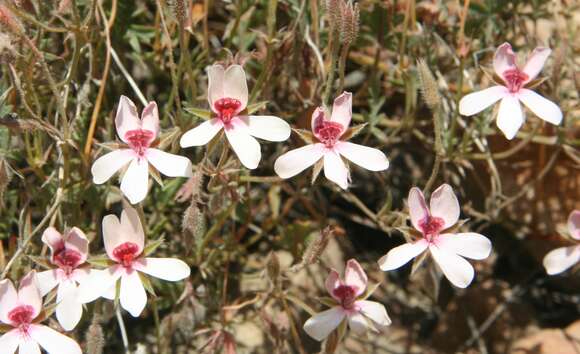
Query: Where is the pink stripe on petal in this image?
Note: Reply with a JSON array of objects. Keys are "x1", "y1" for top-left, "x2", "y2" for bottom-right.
[
  {"x1": 325, "y1": 269, "x2": 342, "y2": 301},
  {"x1": 115, "y1": 96, "x2": 141, "y2": 144},
  {"x1": 344, "y1": 259, "x2": 368, "y2": 296},
  {"x1": 119, "y1": 206, "x2": 145, "y2": 255},
  {"x1": 207, "y1": 64, "x2": 225, "y2": 110},
  {"x1": 429, "y1": 184, "x2": 460, "y2": 230},
  {"x1": 493, "y1": 43, "x2": 517, "y2": 80},
  {"x1": 0, "y1": 279, "x2": 17, "y2": 325},
  {"x1": 330, "y1": 91, "x2": 352, "y2": 134},
  {"x1": 18, "y1": 271, "x2": 42, "y2": 320},
  {"x1": 65, "y1": 227, "x2": 89, "y2": 265},
  {"x1": 140, "y1": 101, "x2": 160, "y2": 138},
  {"x1": 408, "y1": 187, "x2": 429, "y2": 231},
  {"x1": 41, "y1": 227, "x2": 63, "y2": 257},
  {"x1": 223, "y1": 65, "x2": 249, "y2": 112}
]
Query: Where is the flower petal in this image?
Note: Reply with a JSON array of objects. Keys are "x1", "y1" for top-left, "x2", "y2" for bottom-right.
[
  {"x1": 429, "y1": 245, "x2": 475, "y2": 288},
  {"x1": 522, "y1": 47, "x2": 551, "y2": 82},
  {"x1": 103, "y1": 214, "x2": 122, "y2": 260},
  {"x1": 543, "y1": 246, "x2": 580, "y2": 275},
  {"x1": 408, "y1": 187, "x2": 429, "y2": 231},
  {"x1": 493, "y1": 43, "x2": 517, "y2": 79},
  {"x1": 65, "y1": 227, "x2": 89, "y2": 265},
  {"x1": 429, "y1": 184, "x2": 460, "y2": 230},
  {"x1": 568, "y1": 210, "x2": 580, "y2": 240},
  {"x1": 325, "y1": 269, "x2": 342, "y2": 301},
  {"x1": 347, "y1": 312, "x2": 368, "y2": 334},
  {"x1": 224, "y1": 119, "x2": 261, "y2": 169},
  {"x1": 330, "y1": 91, "x2": 352, "y2": 133},
  {"x1": 344, "y1": 259, "x2": 368, "y2": 297},
  {"x1": 77, "y1": 267, "x2": 121, "y2": 304},
  {"x1": 0, "y1": 279, "x2": 17, "y2": 325},
  {"x1": 323, "y1": 150, "x2": 349, "y2": 189},
  {"x1": 310, "y1": 107, "x2": 327, "y2": 137},
  {"x1": 146, "y1": 148, "x2": 192, "y2": 178},
  {"x1": 56, "y1": 281, "x2": 83, "y2": 331},
  {"x1": 115, "y1": 96, "x2": 141, "y2": 144},
  {"x1": 134, "y1": 258, "x2": 191, "y2": 281},
  {"x1": 19, "y1": 339, "x2": 41, "y2": 354},
  {"x1": 120, "y1": 157, "x2": 149, "y2": 204},
  {"x1": 244, "y1": 115, "x2": 291, "y2": 142},
  {"x1": 303, "y1": 307, "x2": 346, "y2": 341},
  {"x1": 496, "y1": 96, "x2": 524, "y2": 140},
  {"x1": 180, "y1": 118, "x2": 223, "y2": 147},
  {"x1": 0, "y1": 330, "x2": 19, "y2": 354},
  {"x1": 18, "y1": 271, "x2": 42, "y2": 319},
  {"x1": 274, "y1": 144, "x2": 325, "y2": 179},
  {"x1": 207, "y1": 64, "x2": 225, "y2": 110},
  {"x1": 378, "y1": 240, "x2": 428, "y2": 271},
  {"x1": 120, "y1": 271, "x2": 147, "y2": 317},
  {"x1": 140, "y1": 101, "x2": 160, "y2": 137},
  {"x1": 119, "y1": 206, "x2": 145, "y2": 255},
  {"x1": 41, "y1": 227, "x2": 63, "y2": 264},
  {"x1": 357, "y1": 300, "x2": 391, "y2": 328},
  {"x1": 91, "y1": 149, "x2": 135, "y2": 184},
  {"x1": 458, "y1": 86, "x2": 508, "y2": 116},
  {"x1": 436, "y1": 233, "x2": 492, "y2": 260},
  {"x1": 518, "y1": 89, "x2": 562, "y2": 125},
  {"x1": 30, "y1": 324, "x2": 82, "y2": 354},
  {"x1": 36, "y1": 270, "x2": 59, "y2": 297},
  {"x1": 335, "y1": 142, "x2": 389, "y2": 172},
  {"x1": 224, "y1": 65, "x2": 249, "y2": 112}
]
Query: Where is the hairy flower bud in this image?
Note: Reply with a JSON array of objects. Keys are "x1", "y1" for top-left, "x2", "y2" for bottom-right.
[
  {"x1": 416, "y1": 59, "x2": 441, "y2": 111},
  {"x1": 340, "y1": 1, "x2": 359, "y2": 45}
]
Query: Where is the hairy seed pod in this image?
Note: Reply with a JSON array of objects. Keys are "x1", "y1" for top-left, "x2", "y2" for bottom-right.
[
  {"x1": 86, "y1": 315, "x2": 104, "y2": 354},
  {"x1": 416, "y1": 59, "x2": 441, "y2": 111}
]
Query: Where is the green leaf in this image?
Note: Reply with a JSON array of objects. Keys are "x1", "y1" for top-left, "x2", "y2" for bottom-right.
[
  {"x1": 292, "y1": 128, "x2": 314, "y2": 144},
  {"x1": 360, "y1": 282, "x2": 381, "y2": 300},
  {"x1": 86, "y1": 256, "x2": 115, "y2": 268},
  {"x1": 183, "y1": 106, "x2": 212, "y2": 120},
  {"x1": 143, "y1": 237, "x2": 165, "y2": 257},
  {"x1": 318, "y1": 296, "x2": 337, "y2": 308},
  {"x1": 246, "y1": 101, "x2": 269, "y2": 114},
  {"x1": 26, "y1": 255, "x2": 53, "y2": 270},
  {"x1": 285, "y1": 293, "x2": 317, "y2": 316},
  {"x1": 139, "y1": 273, "x2": 156, "y2": 296}
]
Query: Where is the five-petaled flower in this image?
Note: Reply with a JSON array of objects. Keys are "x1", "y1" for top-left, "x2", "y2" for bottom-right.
[
  {"x1": 36, "y1": 227, "x2": 92, "y2": 331},
  {"x1": 274, "y1": 92, "x2": 389, "y2": 189},
  {"x1": 91, "y1": 96, "x2": 193, "y2": 204},
  {"x1": 303, "y1": 259, "x2": 391, "y2": 341},
  {"x1": 459, "y1": 42, "x2": 562, "y2": 140},
  {"x1": 378, "y1": 184, "x2": 492, "y2": 288},
  {"x1": 77, "y1": 206, "x2": 191, "y2": 317},
  {"x1": 180, "y1": 64, "x2": 291, "y2": 169},
  {"x1": 543, "y1": 210, "x2": 580, "y2": 275},
  {"x1": 0, "y1": 271, "x2": 82, "y2": 354}
]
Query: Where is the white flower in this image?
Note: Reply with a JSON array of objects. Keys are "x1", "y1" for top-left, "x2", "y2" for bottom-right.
[
  {"x1": 303, "y1": 259, "x2": 391, "y2": 341},
  {"x1": 0, "y1": 271, "x2": 82, "y2": 354},
  {"x1": 77, "y1": 206, "x2": 191, "y2": 317},
  {"x1": 91, "y1": 95, "x2": 193, "y2": 204},
  {"x1": 274, "y1": 92, "x2": 389, "y2": 189},
  {"x1": 180, "y1": 64, "x2": 291, "y2": 169},
  {"x1": 36, "y1": 227, "x2": 92, "y2": 331},
  {"x1": 543, "y1": 210, "x2": 580, "y2": 275},
  {"x1": 378, "y1": 184, "x2": 492, "y2": 288},
  {"x1": 459, "y1": 42, "x2": 562, "y2": 140}
]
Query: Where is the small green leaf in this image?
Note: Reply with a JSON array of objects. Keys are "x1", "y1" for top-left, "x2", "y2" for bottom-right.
[
  {"x1": 292, "y1": 128, "x2": 314, "y2": 144},
  {"x1": 285, "y1": 293, "x2": 317, "y2": 316},
  {"x1": 246, "y1": 101, "x2": 269, "y2": 114},
  {"x1": 143, "y1": 237, "x2": 165, "y2": 257},
  {"x1": 318, "y1": 296, "x2": 337, "y2": 308},
  {"x1": 86, "y1": 256, "x2": 115, "y2": 268},
  {"x1": 26, "y1": 255, "x2": 53, "y2": 270},
  {"x1": 360, "y1": 282, "x2": 381, "y2": 300},
  {"x1": 139, "y1": 273, "x2": 156, "y2": 296},
  {"x1": 183, "y1": 106, "x2": 212, "y2": 120}
]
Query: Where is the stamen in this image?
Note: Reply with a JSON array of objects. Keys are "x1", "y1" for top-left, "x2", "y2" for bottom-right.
[
  {"x1": 502, "y1": 69, "x2": 529, "y2": 93},
  {"x1": 53, "y1": 248, "x2": 82, "y2": 273},
  {"x1": 8, "y1": 305, "x2": 34, "y2": 327},
  {"x1": 112, "y1": 242, "x2": 140, "y2": 267},
  {"x1": 125, "y1": 129, "x2": 154, "y2": 156},
  {"x1": 419, "y1": 216, "x2": 445, "y2": 243},
  {"x1": 314, "y1": 120, "x2": 343, "y2": 148},
  {"x1": 333, "y1": 285, "x2": 357, "y2": 310},
  {"x1": 214, "y1": 98, "x2": 242, "y2": 124}
]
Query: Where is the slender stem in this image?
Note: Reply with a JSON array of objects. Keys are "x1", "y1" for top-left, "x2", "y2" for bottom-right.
[
  {"x1": 424, "y1": 107, "x2": 443, "y2": 194},
  {"x1": 322, "y1": 33, "x2": 340, "y2": 106},
  {"x1": 115, "y1": 307, "x2": 130, "y2": 354}
]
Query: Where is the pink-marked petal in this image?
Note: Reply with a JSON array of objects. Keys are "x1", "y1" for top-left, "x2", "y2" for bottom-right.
[
  {"x1": 330, "y1": 92, "x2": 352, "y2": 133},
  {"x1": 0, "y1": 330, "x2": 19, "y2": 354},
  {"x1": 120, "y1": 271, "x2": 147, "y2": 317},
  {"x1": 543, "y1": 245, "x2": 580, "y2": 275},
  {"x1": 146, "y1": 148, "x2": 192, "y2": 178},
  {"x1": 36, "y1": 270, "x2": 59, "y2": 297},
  {"x1": 429, "y1": 245, "x2": 475, "y2": 288},
  {"x1": 408, "y1": 187, "x2": 429, "y2": 231},
  {"x1": 344, "y1": 259, "x2": 367, "y2": 296},
  {"x1": 357, "y1": 300, "x2": 391, "y2": 328},
  {"x1": 436, "y1": 233, "x2": 492, "y2": 260},
  {"x1": 518, "y1": 89, "x2": 562, "y2": 125},
  {"x1": 310, "y1": 107, "x2": 327, "y2": 136},
  {"x1": 323, "y1": 150, "x2": 349, "y2": 190},
  {"x1": 274, "y1": 144, "x2": 325, "y2": 179},
  {"x1": 207, "y1": 64, "x2": 225, "y2": 110},
  {"x1": 19, "y1": 339, "x2": 41, "y2": 354},
  {"x1": 458, "y1": 86, "x2": 508, "y2": 116},
  {"x1": 244, "y1": 115, "x2": 291, "y2": 142},
  {"x1": 134, "y1": 258, "x2": 191, "y2": 281},
  {"x1": 103, "y1": 214, "x2": 123, "y2": 260},
  {"x1": 378, "y1": 240, "x2": 428, "y2": 271},
  {"x1": 56, "y1": 281, "x2": 82, "y2": 331},
  {"x1": 77, "y1": 267, "x2": 122, "y2": 304},
  {"x1": 41, "y1": 227, "x2": 63, "y2": 261},
  {"x1": 568, "y1": 210, "x2": 580, "y2": 240},
  {"x1": 493, "y1": 43, "x2": 517, "y2": 79},
  {"x1": 180, "y1": 118, "x2": 223, "y2": 147},
  {"x1": 522, "y1": 47, "x2": 551, "y2": 82},
  {"x1": 325, "y1": 269, "x2": 342, "y2": 301},
  {"x1": 0, "y1": 279, "x2": 17, "y2": 325},
  {"x1": 429, "y1": 184, "x2": 460, "y2": 230},
  {"x1": 120, "y1": 157, "x2": 149, "y2": 204},
  {"x1": 303, "y1": 307, "x2": 346, "y2": 341},
  {"x1": 223, "y1": 65, "x2": 249, "y2": 112},
  {"x1": 347, "y1": 312, "x2": 368, "y2": 334},
  {"x1": 91, "y1": 149, "x2": 135, "y2": 184},
  {"x1": 224, "y1": 119, "x2": 261, "y2": 169},
  {"x1": 120, "y1": 206, "x2": 145, "y2": 255},
  {"x1": 496, "y1": 96, "x2": 524, "y2": 140},
  {"x1": 30, "y1": 324, "x2": 82, "y2": 354},
  {"x1": 335, "y1": 142, "x2": 389, "y2": 172},
  {"x1": 18, "y1": 271, "x2": 42, "y2": 319},
  {"x1": 140, "y1": 101, "x2": 160, "y2": 138},
  {"x1": 115, "y1": 96, "x2": 141, "y2": 144},
  {"x1": 65, "y1": 227, "x2": 89, "y2": 265}
]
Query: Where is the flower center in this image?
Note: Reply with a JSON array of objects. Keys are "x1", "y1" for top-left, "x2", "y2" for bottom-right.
[
  {"x1": 502, "y1": 68, "x2": 528, "y2": 93},
  {"x1": 419, "y1": 216, "x2": 445, "y2": 243},
  {"x1": 125, "y1": 129, "x2": 154, "y2": 156},
  {"x1": 53, "y1": 248, "x2": 82, "y2": 274},
  {"x1": 214, "y1": 98, "x2": 241, "y2": 124},
  {"x1": 314, "y1": 120, "x2": 343, "y2": 148},
  {"x1": 112, "y1": 242, "x2": 140, "y2": 268},
  {"x1": 332, "y1": 285, "x2": 357, "y2": 310},
  {"x1": 8, "y1": 305, "x2": 34, "y2": 329}
]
